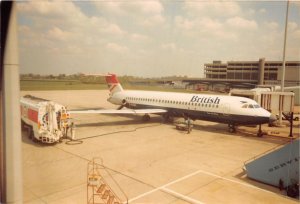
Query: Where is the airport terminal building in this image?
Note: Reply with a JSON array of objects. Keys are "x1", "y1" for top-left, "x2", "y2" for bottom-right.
[{"x1": 204, "y1": 58, "x2": 300, "y2": 86}]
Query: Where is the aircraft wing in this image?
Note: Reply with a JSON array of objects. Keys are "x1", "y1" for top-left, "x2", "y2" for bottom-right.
[{"x1": 69, "y1": 109, "x2": 167, "y2": 114}]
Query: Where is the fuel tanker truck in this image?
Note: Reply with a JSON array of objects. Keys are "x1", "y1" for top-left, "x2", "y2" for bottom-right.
[{"x1": 20, "y1": 95, "x2": 72, "y2": 144}]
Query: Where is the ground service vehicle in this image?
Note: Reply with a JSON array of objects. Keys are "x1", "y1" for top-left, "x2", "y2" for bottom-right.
[{"x1": 20, "y1": 95, "x2": 70, "y2": 143}]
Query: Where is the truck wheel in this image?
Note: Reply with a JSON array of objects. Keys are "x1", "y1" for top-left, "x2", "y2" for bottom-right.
[
  {"x1": 30, "y1": 128, "x2": 38, "y2": 143},
  {"x1": 32, "y1": 136, "x2": 38, "y2": 143},
  {"x1": 28, "y1": 127, "x2": 33, "y2": 139},
  {"x1": 21, "y1": 120, "x2": 26, "y2": 130}
]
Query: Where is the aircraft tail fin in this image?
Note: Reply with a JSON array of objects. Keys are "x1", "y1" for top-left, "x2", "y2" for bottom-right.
[{"x1": 105, "y1": 74, "x2": 124, "y2": 94}]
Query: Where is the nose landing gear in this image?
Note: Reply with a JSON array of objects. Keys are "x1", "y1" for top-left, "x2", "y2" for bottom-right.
[
  {"x1": 228, "y1": 123, "x2": 265, "y2": 137},
  {"x1": 228, "y1": 124, "x2": 236, "y2": 133},
  {"x1": 257, "y1": 124, "x2": 264, "y2": 137}
]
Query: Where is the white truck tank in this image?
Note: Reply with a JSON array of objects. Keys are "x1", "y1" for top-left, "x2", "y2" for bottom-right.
[{"x1": 20, "y1": 95, "x2": 70, "y2": 143}]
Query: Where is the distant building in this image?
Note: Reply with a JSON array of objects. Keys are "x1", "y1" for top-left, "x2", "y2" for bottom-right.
[{"x1": 204, "y1": 59, "x2": 300, "y2": 86}]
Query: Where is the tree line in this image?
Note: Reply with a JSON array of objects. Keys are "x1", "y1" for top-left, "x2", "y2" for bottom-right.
[{"x1": 20, "y1": 73, "x2": 190, "y2": 84}]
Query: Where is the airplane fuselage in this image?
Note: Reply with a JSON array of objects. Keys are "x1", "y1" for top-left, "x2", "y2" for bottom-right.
[{"x1": 108, "y1": 90, "x2": 272, "y2": 125}]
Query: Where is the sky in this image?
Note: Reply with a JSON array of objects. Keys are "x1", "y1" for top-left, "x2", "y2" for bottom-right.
[{"x1": 17, "y1": 1, "x2": 300, "y2": 78}]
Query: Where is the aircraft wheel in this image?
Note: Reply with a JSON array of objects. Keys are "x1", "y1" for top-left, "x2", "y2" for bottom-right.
[
  {"x1": 257, "y1": 132, "x2": 264, "y2": 137},
  {"x1": 163, "y1": 114, "x2": 174, "y2": 123},
  {"x1": 228, "y1": 124, "x2": 234, "y2": 128},
  {"x1": 163, "y1": 114, "x2": 169, "y2": 123},
  {"x1": 168, "y1": 117, "x2": 174, "y2": 123},
  {"x1": 257, "y1": 124, "x2": 263, "y2": 137},
  {"x1": 142, "y1": 114, "x2": 150, "y2": 122},
  {"x1": 228, "y1": 126, "x2": 236, "y2": 133}
]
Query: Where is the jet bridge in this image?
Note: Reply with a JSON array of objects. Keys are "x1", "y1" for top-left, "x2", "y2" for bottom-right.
[{"x1": 244, "y1": 139, "x2": 299, "y2": 198}]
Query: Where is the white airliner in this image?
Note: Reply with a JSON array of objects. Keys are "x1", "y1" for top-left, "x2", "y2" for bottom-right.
[{"x1": 70, "y1": 74, "x2": 276, "y2": 135}]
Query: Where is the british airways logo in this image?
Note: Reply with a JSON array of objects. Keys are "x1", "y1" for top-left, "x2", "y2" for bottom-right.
[{"x1": 190, "y1": 96, "x2": 220, "y2": 104}]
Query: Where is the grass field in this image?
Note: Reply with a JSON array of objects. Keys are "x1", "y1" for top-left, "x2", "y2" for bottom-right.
[
  {"x1": 20, "y1": 79, "x2": 202, "y2": 93},
  {"x1": 20, "y1": 80, "x2": 107, "y2": 91}
]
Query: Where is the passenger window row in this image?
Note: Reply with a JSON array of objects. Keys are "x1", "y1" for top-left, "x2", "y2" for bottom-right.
[{"x1": 125, "y1": 97, "x2": 219, "y2": 108}]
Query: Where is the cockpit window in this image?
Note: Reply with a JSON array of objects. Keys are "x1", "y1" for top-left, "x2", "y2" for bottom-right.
[{"x1": 242, "y1": 103, "x2": 261, "y2": 108}]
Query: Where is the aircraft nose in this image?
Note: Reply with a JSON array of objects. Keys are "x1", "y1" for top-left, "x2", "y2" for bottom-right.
[{"x1": 269, "y1": 114, "x2": 277, "y2": 123}]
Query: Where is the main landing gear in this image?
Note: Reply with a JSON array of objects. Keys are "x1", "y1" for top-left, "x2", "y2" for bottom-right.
[
  {"x1": 142, "y1": 114, "x2": 150, "y2": 122},
  {"x1": 228, "y1": 124, "x2": 236, "y2": 133},
  {"x1": 163, "y1": 113, "x2": 174, "y2": 123}
]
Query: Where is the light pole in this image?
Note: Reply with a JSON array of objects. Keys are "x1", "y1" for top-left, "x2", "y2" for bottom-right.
[{"x1": 279, "y1": 0, "x2": 289, "y2": 124}]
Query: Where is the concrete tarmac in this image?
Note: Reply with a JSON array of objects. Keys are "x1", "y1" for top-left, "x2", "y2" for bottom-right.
[{"x1": 21, "y1": 90, "x2": 299, "y2": 204}]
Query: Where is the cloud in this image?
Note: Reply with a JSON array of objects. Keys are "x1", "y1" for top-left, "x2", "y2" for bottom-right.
[
  {"x1": 130, "y1": 33, "x2": 150, "y2": 42},
  {"x1": 161, "y1": 43, "x2": 177, "y2": 51},
  {"x1": 175, "y1": 3, "x2": 257, "y2": 41},
  {"x1": 175, "y1": 16, "x2": 194, "y2": 30},
  {"x1": 17, "y1": 0, "x2": 134, "y2": 71},
  {"x1": 183, "y1": 1, "x2": 240, "y2": 17},
  {"x1": 248, "y1": 9, "x2": 255, "y2": 15},
  {"x1": 288, "y1": 22, "x2": 298, "y2": 31},
  {"x1": 17, "y1": 1, "x2": 86, "y2": 26},
  {"x1": 47, "y1": 27, "x2": 72, "y2": 41},
  {"x1": 265, "y1": 21, "x2": 279, "y2": 30},
  {"x1": 125, "y1": 1, "x2": 163, "y2": 15},
  {"x1": 94, "y1": 1, "x2": 165, "y2": 27},
  {"x1": 199, "y1": 17, "x2": 223, "y2": 30},
  {"x1": 82, "y1": 16, "x2": 126, "y2": 39},
  {"x1": 18, "y1": 1, "x2": 126, "y2": 37},
  {"x1": 141, "y1": 14, "x2": 165, "y2": 27},
  {"x1": 226, "y1": 16, "x2": 258, "y2": 30},
  {"x1": 174, "y1": 16, "x2": 237, "y2": 40},
  {"x1": 18, "y1": 1, "x2": 77, "y2": 17},
  {"x1": 289, "y1": 22, "x2": 300, "y2": 41},
  {"x1": 95, "y1": 1, "x2": 163, "y2": 15},
  {"x1": 16, "y1": 1, "x2": 300, "y2": 77},
  {"x1": 106, "y1": 42, "x2": 128, "y2": 54},
  {"x1": 291, "y1": 2, "x2": 300, "y2": 15},
  {"x1": 17, "y1": 1, "x2": 127, "y2": 50},
  {"x1": 291, "y1": 29, "x2": 300, "y2": 39},
  {"x1": 259, "y1": 8, "x2": 266, "y2": 13},
  {"x1": 94, "y1": 1, "x2": 123, "y2": 14}
]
